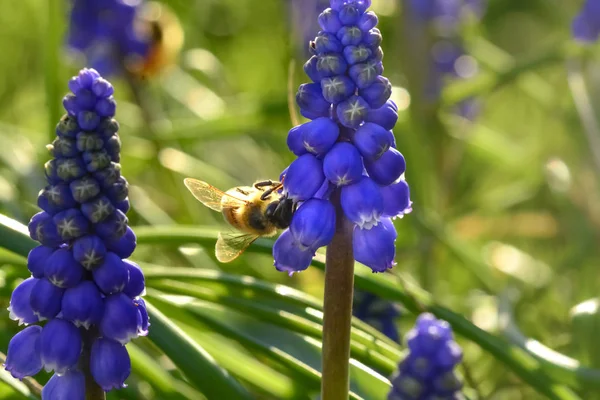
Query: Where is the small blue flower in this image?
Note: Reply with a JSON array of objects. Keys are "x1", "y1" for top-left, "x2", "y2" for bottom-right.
[
  {"x1": 8, "y1": 278, "x2": 39, "y2": 325},
  {"x1": 30, "y1": 278, "x2": 65, "y2": 320},
  {"x1": 572, "y1": 1, "x2": 600, "y2": 43},
  {"x1": 72, "y1": 235, "x2": 107, "y2": 270},
  {"x1": 4, "y1": 325, "x2": 43, "y2": 379},
  {"x1": 352, "y1": 122, "x2": 394, "y2": 160},
  {"x1": 40, "y1": 319, "x2": 82, "y2": 374},
  {"x1": 364, "y1": 148, "x2": 406, "y2": 186},
  {"x1": 134, "y1": 298, "x2": 150, "y2": 336},
  {"x1": 297, "y1": 117, "x2": 340, "y2": 156},
  {"x1": 290, "y1": 199, "x2": 336, "y2": 249},
  {"x1": 323, "y1": 142, "x2": 364, "y2": 186},
  {"x1": 340, "y1": 176, "x2": 383, "y2": 228},
  {"x1": 283, "y1": 154, "x2": 326, "y2": 202},
  {"x1": 123, "y1": 260, "x2": 145, "y2": 298},
  {"x1": 296, "y1": 83, "x2": 332, "y2": 118},
  {"x1": 365, "y1": 100, "x2": 398, "y2": 130},
  {"x1": 90, "y1": 338, "x2": 131, "y2": 391},
  {"x1": 42, "y1": 370, "x2": 85, "y2": 400},
  {"x1": 52, "y1": 208, "x2": 90, "y2": 241},
  {"x1": 353, "y1": 218, "x2": 396, "y2": 272},
  {"x1": 381, "y1": 180, "x2": 412, "y2": 219},
  {"x1": 100, "y1": 294, "x2": 140, "y2": 345},
  {"x1": 105, "y1": 226, "x2": 137, "y2": 259},
  {"x1": 93, "y1": 252, "x2": 129, "y2": 295},
  {"x1": 27, "y1": 246, "x2": 54, "y2": 278},
  {"x1": 62, "y1": 281, "x2": 105, "y2": 329},
  {"x1": 388, "y1": 313, "x2": 463, "y2": 399},
  {"x1": 273, "y1": 230, "x2": 315, "y2": 275},
  {"x1": 45, "y1": 248, "x2": 85, "y2": 288}
]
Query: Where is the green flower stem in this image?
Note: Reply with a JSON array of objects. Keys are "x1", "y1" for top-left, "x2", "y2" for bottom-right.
[
  {"x1": 321, "y1": 191, "x2": 355, "y2": 400},
  {"x1": 81, "y1": 328, "x2": 105, "y2": 400}
]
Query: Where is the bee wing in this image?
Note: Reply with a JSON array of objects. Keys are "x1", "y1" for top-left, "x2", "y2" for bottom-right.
[
  {"x1": 215, "y1": 232, "x2": 259, "y2": 263},
  {"x1": 184, "y1": 178, "x2": 248, "y2": 212}
]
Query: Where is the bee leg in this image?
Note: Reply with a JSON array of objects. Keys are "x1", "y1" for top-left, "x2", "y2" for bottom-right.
[
  {"x1": 254, "y1": 180, "x2": 275, "y2": 189},
  {"x1": 260, "y1": 182, "x2": 284, "y2": 200},
  {"x1": 236, "y1": 188, "x2": 251, "y2": 195}
]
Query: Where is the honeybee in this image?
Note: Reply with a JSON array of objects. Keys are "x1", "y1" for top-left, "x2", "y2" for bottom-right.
[{"x1": 183, "y1": 178, "x2": 296, "y2": 262}]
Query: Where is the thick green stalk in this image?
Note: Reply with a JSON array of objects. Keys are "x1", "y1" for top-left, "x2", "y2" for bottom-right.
[
  {"x1": 81, "y1": 329, "x2": 105, "y2": 400},
  {"x1": 321, "y1": 191, "x2": 355, "y2": 400}
]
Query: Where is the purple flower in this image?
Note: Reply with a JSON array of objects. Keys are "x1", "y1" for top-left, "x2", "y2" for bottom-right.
[
  {"x1": 274, "y1": 0, "x2": 412, "y2": 274},
  {"x1": 353, "y1": 290, "x2": 400, "y2": 342},
  {"x1": 4, "y1": 326, "x2": 43, "y2": 379},
  {"x1": 90, "y1": 338, "x2": 131, "y2": 391},
  {"x1": 8, "y1": 278, "x2": 39, "y2": 326},
  {"x1": 4, "y1": 69, "x2": 146, "y2": 395},
  {"x1": 572, "y1": 0, "x2": 600, "y2": 43},
  {"x1": 388, "y1": 313, "x2": 463, "y2": 399},
  {"x1": 42, "y1": 370, "x2": 86, "y2": 400}
]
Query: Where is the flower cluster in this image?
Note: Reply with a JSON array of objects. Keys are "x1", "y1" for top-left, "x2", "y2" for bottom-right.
[
  {"x1": 68, "y1": 0, "x2": 182, "y2": 78},
  {"x1": 353, "y1": 290, "x2": 400, "y2": 342},
  {"x1": 273, "y1": 0, "x2": 412, "y2": 275},
  {"x1": 388, "y1": 313, "x2": 463, "y2": 400},
  {"x1": 4, "y1": 69, "x2": 147, "y2": 398},
  {"x1": 572, "y1": 0, "x2": 600, "y2": 43},
  {"x1": 409, "y1": 0, "x2": 484, "y2": 119}
]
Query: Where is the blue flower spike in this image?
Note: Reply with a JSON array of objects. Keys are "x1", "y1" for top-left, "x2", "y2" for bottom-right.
[
  {"x1": 275, "y1": 0, "x2": 412, "y2": 274},
  {"x1": 3, "y1": 69, "x2": 146, "y2": 397},
  {"x1": 388, "y1": 313, "x2": 464, "y2": 399}
]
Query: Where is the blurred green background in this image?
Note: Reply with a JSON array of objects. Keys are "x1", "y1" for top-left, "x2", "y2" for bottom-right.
[{"x1": 1, "y1": 0, "x2": 600, "y2": 399}]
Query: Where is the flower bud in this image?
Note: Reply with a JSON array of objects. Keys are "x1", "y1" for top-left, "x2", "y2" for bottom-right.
[
  {"x1": 96, "y1": 97, "x2": 117, "y2": 117},
  {"x1": 8, "y1": 278, "x2": 39, "y2": 325},
  {"x1": 296, "y1": 83, "x2": 331, "y2": 117},
  {"x1": 321, "y1": 75, "x2": 355, "y2": 104},
  {"x1": 323, "y1": 142, "x2": 363, "y2": 186},
  {"x1": 4, "y1": 326, "x2": 43, "y2": 379},
  {"x1": 336, "y1": 95, "x2": 369, "y2": 128},
  {"x1": 93, "y1": 252, "x2": 129, "y2": 295},
  {"x1": 83, "y1": 149, "x2": 112, "y2": 172},
  {"x1": 72, "y1": 235, "x2": 107, "y2": 269},
  {"x1": 359, "y1": 75, "x2": 392, "y2": 109},
  {"x1": 53, "y1": 208, "x2": 90, "y2": 241},
  {"x1": 101, "y1": 293, "x2": 140, "y2": 344},
  {"x1": 38, "y1": 184, "x2": 77, "y2": 215},
  {"x1": 123, "y1": 260, "x2": 145, "y2": 298},
  {"x1": 91, "y1": 338, "x2": 131, "y2": 391},
  {"x1": 92, "y1": 77, "x2": 114, "y2": 97},
  {"x1": 27, "y1": 245, "x2": 54, "y2": 278},
  {"x1": 29, "y1": 212, "x2": 62, "y2": 247},
  {"x1": 298, "y1": 118, "x2": 340, "y2": 156},
  {"x1": 40, "y1": 319, "x2": 82, "y2": 374},
  {"x1": 77, "y1": 111, "x2": 101, "y2": 131},
  {"x1": 341, "y1": 176, "x2": 383, "y2": 228},
  {"x1": 45, "y1": 248, "x2": 85, "y2": 288},
  {"x1": 303, "y1": 56, "x2": 322, "y2": 82},
  {"x1": 352, "y1": 122, "x2": 394, "y2": 160},
  {"x1": 317, "y1": 53, "x2": 348, "y2": 77},
  {"x1": 343, "y1": 45, "x2": 371, "y2": 65},
  {"x1": 364, "y1": 147, "x2": 406, "y2": 185},
  {"x1": 349, "y1": 59, "x2": 383, "y2": 89},
  {"x1": 358, "y1": 11, "x2": 378, "y2": 31},
  {"x1": 362, "y1": 28, "x2": 381, "y2": 48},
  {"x1": 318, "y1": 8, "x2": 342, "y2": 33},
  {"x1": 353, "y1": 218, "x2": 396, "y2": 272},
  {"x1": 287, "y1": 126, "x2": 308, "y2": 156},
  {"x1": 76, "y1": 131, "x2": 103, "y2": 152},
  {"x1": 95, "y1": 210, "x2": 128, "y2": 240},
  {"x1": 134, "y1": 298, "x2": 150, "y2": 336},
  {"x1": 381, "y1": 180, "x2": 412, "y2": 218},
  {"x1": 105, "y1": 226, "x2": 137, "y2": 259},
  {"x1": 56, "y1": 115, "x2": 79, "y2": 138},
  {"x1": 337, "y1": 26, "x2": 362, "y2": 46},
  {"x1": 42, "y1": 370, "x2": 85, "y2": 400},
  {"x1": 273, "y1": 230, "x2": 315, "y2": 275},
  {"x1": 81, "y1": 195, "x2": 115, "y2": 223},
  {"x1": 283, "y1": 154, "x2": 326, "y2": 202},
  {"x1": 56, "y1": 157, "x2": 87, "y2": 181},
  {"x1": 338, "y1": 4, "x2": 361, "y2": 25},
  {"x1": 314, "y1": 32, "x2": 343, "y2": 54},
  {"x1": 105, "y1": 176, "x2": 129, "y2": 203},
  {"x1": 290, "y1": 199, "x2": 336, "y2": 249},
  {"x1": 30, "y1": 278, "x2": 64, "y2": 320},
  {"x1": 365, "y1": 99, "x2": 398, "y2": 130},
  {"x1": 62, "y1": 281, "x2": 105, "y2": 329}
]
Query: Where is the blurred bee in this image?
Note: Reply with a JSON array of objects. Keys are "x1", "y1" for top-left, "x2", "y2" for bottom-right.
[
  {"x1": 127, "y1": 1, "x2": 184, "y2": 79},
  {"x1": 184, "y1": 178, "x2": 296, "y2": 262}
]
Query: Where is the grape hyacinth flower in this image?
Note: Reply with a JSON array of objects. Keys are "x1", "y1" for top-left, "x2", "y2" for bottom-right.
[
  {"x1": 353, "y1": 290, "x2": 400, "y2": 342},
  {"x1": 275, "y1": 0, "x2": 412, "y2": 275},
  {"x1": 68, "y1": 0, "x2": 151, "y2": 76},
  {"x1": 4, "y1": 68, "x2": 147, "y2": 398},
  {"x1": 388, "y1": 313, "x2": 463, "y2": 399},
  {"x1": 407, "y1": 0, "x2": 484, "y2": 119},
  {"x1": 572, "y1": 0, "x2": 600, "y2": 43}
]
